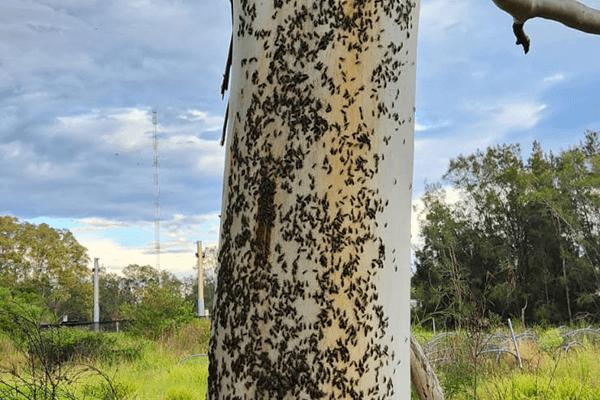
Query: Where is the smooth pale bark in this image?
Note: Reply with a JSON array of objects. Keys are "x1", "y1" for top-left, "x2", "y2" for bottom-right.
[
  {"x1": 209, "y1": 1, "x2": 419, "y2": 399},
  {"x1": 410, "y1": 335, "x2": 445, "y2": 400},
  {"x1": 491, "y1": 0, "x2": 600, "y2": 53}
]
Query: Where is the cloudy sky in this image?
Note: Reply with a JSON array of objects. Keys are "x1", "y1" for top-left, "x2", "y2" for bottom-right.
[{"x1": 2, "y1": 0, "x2": 599, "y2": 277}]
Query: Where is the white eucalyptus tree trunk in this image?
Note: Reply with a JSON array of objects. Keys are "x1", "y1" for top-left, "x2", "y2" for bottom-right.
[
  {"x1": 208, "y1": 0, "x2": 600, "y2": 399},
  {"x1": 209, "y1": 1, "x2": 419, "y2": 399}
]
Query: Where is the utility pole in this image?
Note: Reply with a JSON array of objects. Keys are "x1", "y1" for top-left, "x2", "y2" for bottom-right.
[
  {"x1": 93, "y1": 258, "x2": 100, "y2": 331},
  {"x1": 152, "y1": 109, "x2": 160, "y2": 270},
  {"x1": 196, "y1": 241, "x2": 205, "y2": 317}
]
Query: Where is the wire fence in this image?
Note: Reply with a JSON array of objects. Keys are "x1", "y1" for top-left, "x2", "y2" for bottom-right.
[
  {"x1": 39, "y1": 320, "x2": 133, "y2": 333},
  {"x1": 415, "y1": 325, "x2": 600, "y2": 366}
]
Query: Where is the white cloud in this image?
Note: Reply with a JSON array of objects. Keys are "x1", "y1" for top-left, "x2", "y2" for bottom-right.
[
  {"x1": 124, "y1": 0, "x2": 191, "y2": 19},
  {"x1": 197, "y1": 153, "x2": 226, "y2": 176},
  {"x1": 0, "y1": 140, "x2": 80, "y2": 180},
  {"x1": 162, "y1": 134, "x2": 222, "y2": 152},
  {"x1": 161, "y1": 213, "x2": 221, "y2": 249},
  {"x1": 419, "y1": 0, "x2": 470, "y2": 40},
  {"x1": 414, "y1": 119, "x2": 451, "y2": 132},
  {"x1": 411, "y1": 197, "x2": 424, "y2": 246},
  {"x1": 24, "y1": 160, "x2": 75, "y2": 180},
  {"x1": 72, "y1": 218, "x2": 145, "y2": 232},
  {"x1": 465, "y1": 99, "x2": 547, "y2": 133},
  {"x1": 51, "y1": 108, "x2": 156, "y2": 153},
  {"x1": 0, "y1": 141, "x2": 27, "y2": 159},
  {"x1": 105, "y1": 109, "x2": 155, "y2": 152},
  {"x1": 411, "y1": 186, "x2": 462, "y2": 249},
  {"x1": 80, "y1": 236, "x2": 198, "y2": 276},
  {"x1": 178, "y1": 110, "x2": 224, "y2": 130},
  {"x1": 543, "y1": 74, "x2": 565, "y2": 83},
  {"x1": 490, "y1": 101, "x2": 547, "y2": 132},
  {"x1": 413, "y1": 98, "x2": 547, "y2": 198},
  {"x1": 73, "y1": 213, "x2": 221, "y2": 276}
]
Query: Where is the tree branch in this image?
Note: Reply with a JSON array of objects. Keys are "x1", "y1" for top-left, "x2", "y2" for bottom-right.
[
  {"x1": 491, "y1": 0, "x2": 600, "y2": 53},
  {"x1": 411, "y1": 334, "x2": 445, "y2": 400}
]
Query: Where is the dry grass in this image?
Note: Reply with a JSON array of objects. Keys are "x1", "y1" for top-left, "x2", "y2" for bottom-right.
[
  {"x1": 415, "y1": 326, "x2": 600, "y2": 399},
  {"x1": 157, "y1": 318, "x2": 211, "y2": 358},
  {"x1": 0, "y1": 334, "x2": 26, "y2": 376}
]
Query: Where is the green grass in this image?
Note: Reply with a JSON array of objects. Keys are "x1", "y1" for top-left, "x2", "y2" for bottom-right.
[
  {"x1": 414, "y1": 324, "x2": 600, "y2": 400},
  {"x1": 89, "y1": 319, "x2": 211, "y2": 400},
  {"x1": 480, "y1": 343, "x2": 600, "y2": 399},
  {"x1": 1, "y1": 319, "x2": 211, "y2": 400},
  {"x1": 5, "y1": 319, "x2": 600, "y2": 399},
  {"x1": 96, "y1": 353, "x2": 209, "y2": 400}
]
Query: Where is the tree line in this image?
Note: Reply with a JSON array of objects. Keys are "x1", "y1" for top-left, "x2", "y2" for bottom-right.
[
  {"x1": 412, "y1": 131, "x2": 600, "y2": 328},
  {"x1": 0, "y1": 216, "x2": 216, "y2": 338}
]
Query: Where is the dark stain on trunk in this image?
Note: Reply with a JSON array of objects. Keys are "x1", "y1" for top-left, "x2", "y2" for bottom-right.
[{"x1": 254, "y1": 166, "x2": 276, "y2": 267}]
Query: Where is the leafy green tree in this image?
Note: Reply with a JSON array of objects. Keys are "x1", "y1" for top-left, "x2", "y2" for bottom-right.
[
  {"x1": 98, "y1": 264, "x2": 187, "y2": 323},
  {"x1": 97, "y1": 268, "x2": 133, "y2": 322},
  {"x1": 121, "y1": 282, "x2": 195, "y2": 340},
  {"x1": 0, "y1": 216, "x2": 91, "y2": 320},
  {"x1": 121, "y1": 264, "x2": 183, "y2": 300},
  {"x1": 0, "y1": 286, "x2": 51, "y2": 342},
  {"x1": 413, "y1": 132, "x2": 600, "y2": 326}
]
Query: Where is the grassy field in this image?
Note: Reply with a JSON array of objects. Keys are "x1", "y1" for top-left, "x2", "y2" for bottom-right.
[
  {"x1": 413, "y1": 324, "x2": 600, "y2": 399},
  {"x1": 0, "y1": 319, "x2": 211, "y2": 400},
  {"x1": 3, "y1": 319, "x2": 600, "y2": 399},
  {"x1": 89, "y1": 319, "x2": 211, "y2": 400}
]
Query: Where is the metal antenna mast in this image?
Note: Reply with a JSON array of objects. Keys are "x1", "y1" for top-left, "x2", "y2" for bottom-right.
[{"x1": 152, "y1": 109, "x2": 160, "y2": 270}]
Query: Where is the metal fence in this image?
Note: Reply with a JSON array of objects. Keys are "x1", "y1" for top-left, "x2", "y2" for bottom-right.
[{"x1": 39, "y1": 320, "x2": 132, "y2": 332}]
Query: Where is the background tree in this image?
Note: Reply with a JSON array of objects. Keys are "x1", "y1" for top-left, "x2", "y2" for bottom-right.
[
  {"x1": 413, "y1": 132, "x2": 600, "y2": 327},
  {"x1": 99, "y1": 263, "x2": 190, "y2": 320},
  {"x1": 0, "y1": 216, "x2": 91, "y2": 321},
  {"x1": 121, "y1": 281, "x2": 196, "y2": 340}
]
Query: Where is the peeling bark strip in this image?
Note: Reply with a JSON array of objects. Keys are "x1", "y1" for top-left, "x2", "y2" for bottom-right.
[{"x1": 209, "y1": 1, "x2": 419, "y2": 399}]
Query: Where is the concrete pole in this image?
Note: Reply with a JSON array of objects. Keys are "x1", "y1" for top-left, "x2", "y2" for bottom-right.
[
  {"x1": 197, "y1": 241, "x2": 205, "y2": 318},
  {"x1": 93, "y1": 257, "x2": 100, "y2": 331}
]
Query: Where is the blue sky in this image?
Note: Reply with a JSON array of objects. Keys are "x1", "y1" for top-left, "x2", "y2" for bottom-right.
[{"x1": 1, "y1": 0, "x2": 599, "y2": 276}]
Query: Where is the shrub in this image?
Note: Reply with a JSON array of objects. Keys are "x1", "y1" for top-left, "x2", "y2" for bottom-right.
[
  {"x1": 35, "y1": 328, "x2": 112, "y2": 365},
  {"x1": 122, "y1": 283, "x2": 195, "y2": 340},
  {"x1": 29, "y1": 328, "x2": 144, "y2": 366},
  {"x1": 538, "y1": 328, "x2": 563, "y2": 354},
  {"x1": 0, "y1": 310, "x2": 126, "y2": 400}
]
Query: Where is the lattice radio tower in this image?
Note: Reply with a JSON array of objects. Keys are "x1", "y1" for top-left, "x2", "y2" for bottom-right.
[{"x1": 152, "y1": 109, "x2": 160, "y2": 270}]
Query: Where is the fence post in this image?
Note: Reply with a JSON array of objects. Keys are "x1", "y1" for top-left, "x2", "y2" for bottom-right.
[
  {"x1": 508, "y1": 318, "x2": 522, "y2": 368},
  {"x1": 197, "y1": 241, "x2": 205, "y2": 318},
  {"x1": 93, "y1": 258, "x2": 100, "y2": 332}
]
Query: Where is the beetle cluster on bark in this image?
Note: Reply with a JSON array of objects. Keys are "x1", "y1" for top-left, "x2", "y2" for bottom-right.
[{"x1": 208, "y1": 0, "x2": 600, "y2": 399}]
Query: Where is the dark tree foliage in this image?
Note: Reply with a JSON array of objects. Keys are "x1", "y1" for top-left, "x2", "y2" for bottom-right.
[{"x1": 413, "y1": 132, "x2": 600, "y2": 327}]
